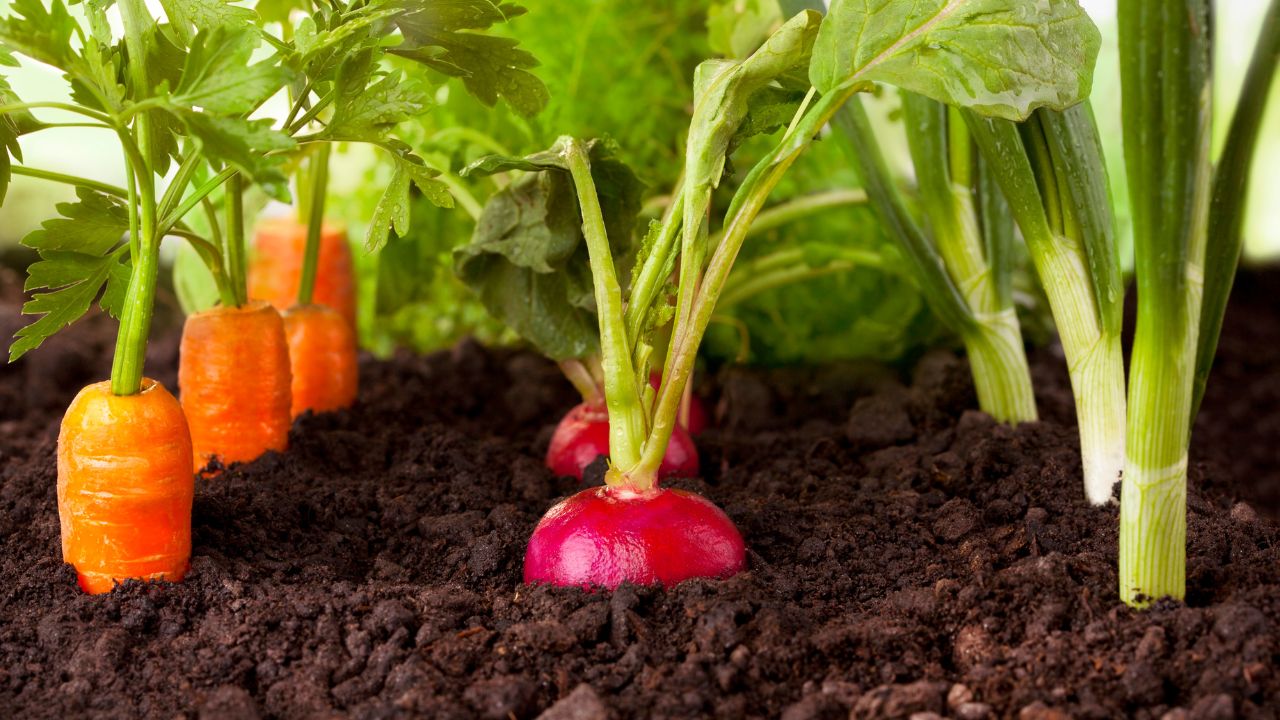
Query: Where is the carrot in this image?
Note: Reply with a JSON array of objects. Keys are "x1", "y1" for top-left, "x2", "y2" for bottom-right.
[
  {"x1": 179, "y1": 300, "x2": 292, "y2": 471},
  {"x1": 248, "y1": 217, "x2": 356, "y2": 328},
  {"x1": 284, "y1": 304, "x2": 359, "y2": 417},
  {"x1": 58, "y1": 379, "x2": 194, "y2": 594}
]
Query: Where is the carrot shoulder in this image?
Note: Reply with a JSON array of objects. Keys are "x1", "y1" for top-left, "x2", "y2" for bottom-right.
[
  {"x1": 248, "y1": 218, "x2": 356, "y2": 328},
  {"x1": 284, "y1": 303, "x2": 358, "y2": 417},
  {"x1": 58, "y1": 379, "x2": 194, "y2": 594},
  {"x1": 179, "y1": 300, "x2": 292, "y2": 471}
]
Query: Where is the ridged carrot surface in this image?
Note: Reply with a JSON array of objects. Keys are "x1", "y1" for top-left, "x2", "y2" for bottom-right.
[
  {"x1": 179, "y1": 301, "x2": 292, "y2": 471},
  {"x1": 58, "y1": 379, "x2": 194, "y2": 594},
  {"x1": 248, "y1": 218, "x2": 356, "y2": 328},
  {"x1": 284, "y1": 303, "x2": 358, "y2": 417}
]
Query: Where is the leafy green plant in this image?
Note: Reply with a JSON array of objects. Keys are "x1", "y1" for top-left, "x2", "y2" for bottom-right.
[
  {"x1": 962, "y1": 104, "x2": 1127, "y2": 504},
  {"x1": 347, "y1": 0, "x2": 713, "y2": 355},
  {"x1": 0, "y1": 0, "x2": 299, "y2": 389},
  {"x1": 457, "y1": 0, "x2": 1100, "y2": 589},
  {"x1": 1117, "y1": 0, "x2": 1279, "y2": 606},
  {"x1": 832, "y1": 93, "x2": 1041, "y2": 424}
]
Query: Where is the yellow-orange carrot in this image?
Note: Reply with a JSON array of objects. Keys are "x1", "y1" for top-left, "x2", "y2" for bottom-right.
[
  {"x1": 58, "y1": 379, "x2": 194, "y2": 594},
  {"x1": 179, "y1": 300, "x2": 292, "y2": 471},
  {"x1": 284, "y1": 304, "x2": 358, "y2": 417},
  {"x1": 248, "y1": 218, "x2": 356, "y2": 328}
]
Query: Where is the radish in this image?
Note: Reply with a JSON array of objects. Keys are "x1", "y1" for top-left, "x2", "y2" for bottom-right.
[
  {"x1": 524, "y1": 485, "x2": 744, "y2": 589},
  {"x1": 546, "y1": 402, "x2": 699, "y2": 480}
]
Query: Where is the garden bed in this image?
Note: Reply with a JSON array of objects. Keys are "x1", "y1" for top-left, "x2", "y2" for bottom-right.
[{"x1": 0, "y1": 271, "x2": 1277, "y2": 719}]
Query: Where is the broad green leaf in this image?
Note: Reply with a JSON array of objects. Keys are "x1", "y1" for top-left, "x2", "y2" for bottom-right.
[
  {"x1": 687, "y1": 10, "x2": 820, "y2": 199},
  {"x1": 811, "y1": 0, "x2": 1100, "y2": 121},
  {"x1": 172, "y1": 28, "x2": 294, "y2": 115},
  {"x1": 707, "y1": 0, "x2": 784, "y2": 58},
  {"x1": 455, "y1": 139, "x2": 642, "y2": 360},
  {"x1": 677, "y1": 9, "x2": 820, "y2": 313},
  {"x1": 390, "y1": 0, "x2": 548, "y2": 117},
  {"x1": 726, "y1": 85, "x2": 808, "y2": 156},
  {"x1": 160, "y1": 0, "x2": 257, "y2": 45}
]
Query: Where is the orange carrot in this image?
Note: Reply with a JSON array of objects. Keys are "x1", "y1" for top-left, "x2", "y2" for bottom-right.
[
  {"x1": 248, "y1": 218, "x2": 356, "y2": 328},
  {"x1": 179, "y1": 300, "x2": 292, "y2": 471},
  {"x1": 284, "y1": 304, "x2": 358, "y2": 417},
  {"x1": 58, "y1": 379, "x2": 194, "y2": 594}
]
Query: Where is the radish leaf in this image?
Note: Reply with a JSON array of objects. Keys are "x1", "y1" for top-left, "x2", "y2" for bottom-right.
[
  {"x1": 455, "y1": 139, "x2": 642, "y2": 360},
  {"x1": 811, "y1": 0, "x2": 1100, "y2": 121}
]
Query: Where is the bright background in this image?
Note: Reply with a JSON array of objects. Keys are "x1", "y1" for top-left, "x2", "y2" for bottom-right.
[{"x1": 1, "y1": 0, "x2": 1278, "y2": 260}]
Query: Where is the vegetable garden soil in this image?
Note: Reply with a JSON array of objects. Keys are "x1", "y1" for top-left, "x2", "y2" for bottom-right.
[{"x1": 1, "y1": 270, "x2": 1278, "y2": 720}]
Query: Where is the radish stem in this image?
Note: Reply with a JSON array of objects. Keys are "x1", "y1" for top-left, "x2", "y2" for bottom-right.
[{"x1": 561, "y1": 138, "x2": 647, "y2": 483}]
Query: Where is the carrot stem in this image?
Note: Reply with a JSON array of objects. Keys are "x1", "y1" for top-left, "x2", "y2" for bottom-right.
[
  {"x1": 225, "y1": 173, "x2": 247, "y2": 306},
  {"x1": 298, "y1": 144, "x2": 331, "y2": 307},
  {"x1": 109, "y1": 0, "x2": 158, "y2": 397}
]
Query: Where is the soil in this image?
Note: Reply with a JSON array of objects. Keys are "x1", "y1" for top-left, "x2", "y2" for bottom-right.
[{"x1": 1, "y1": 268, "x2": 1278, "y2": 720}]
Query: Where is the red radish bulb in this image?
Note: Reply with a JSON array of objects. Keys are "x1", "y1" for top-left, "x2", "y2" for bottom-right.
[
  {"x1": 546, "y1": 402, "x2": 698, "y2": 480},
  {"x1": 524, "y1": 485, "x2": 745, "y2": 588},
  {"x1": 648, "y1": 372, "x2": 708, "y2": 435}
]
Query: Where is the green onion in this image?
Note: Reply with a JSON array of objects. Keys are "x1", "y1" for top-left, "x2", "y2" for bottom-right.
[
  {"x1": 1117, "y1": 0, "x2": 1214, "y2": 606},
  {"x1": 965, "y1": 104, "x2": 1127, "y2": 505},
  {"x1": 834, "y1": 95, "x2": 1038, "y2": 425},
  {"x1": 1117, "y1": 0, "x2": 1279, "y2": 606}
]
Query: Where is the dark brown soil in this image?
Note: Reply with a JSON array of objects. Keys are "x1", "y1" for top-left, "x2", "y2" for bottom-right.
[{"x1": 1, "y1": 270, "x2": 1278, "y2": 720}]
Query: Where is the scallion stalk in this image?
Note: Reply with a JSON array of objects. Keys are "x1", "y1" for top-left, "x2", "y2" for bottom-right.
[
  {"x1": 1117, "y1": 0, "x2": 1213, "y2": 606},
  {"x1": 965, "y1": 104, "x2": 1127, "y2": 505}
]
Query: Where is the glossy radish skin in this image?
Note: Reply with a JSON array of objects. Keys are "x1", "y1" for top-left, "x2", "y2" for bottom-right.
[
  {"x1": 524, "y1": 485, "x2": 746, "y2": 589},
  {"x1": 648, "y1": 372, "x2": 708, "y2": 435},
  {"x1": 546, "y1": 402, "x2": 699, "y2": 480}
]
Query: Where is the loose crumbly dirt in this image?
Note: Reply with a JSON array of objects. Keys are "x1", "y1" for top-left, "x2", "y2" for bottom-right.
[{"x1": 0, "y1": 270, "x2": 1277, "y2": 719}]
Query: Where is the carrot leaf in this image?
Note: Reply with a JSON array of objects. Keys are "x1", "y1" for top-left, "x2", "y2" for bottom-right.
[
  {"x1": 0, "y1": 0, "x2": 78, "y2": 73},
  {"x1": 168, "y1": 113, "x2": 295, "y2": 199},
  {"x1": 171, "y1": 27, "x2": 294, "y2": 115},
  {"x1": 9, "y1": 189, "x2": 132, "y2": 361},
  {"x1": 389, "y1": 0, "x2": 548, "y2": 118},
  {"x1": 365, "y1": 151, "x2": 453, "y2": 252},
  {"x1": 323, "y1": 51, "x2": 432, "y2": 142},
  {"x1": 160, "y1": 0, "x2": 257, "y2": 45}
]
